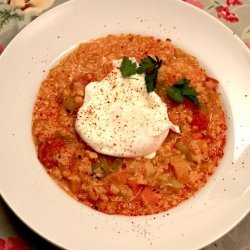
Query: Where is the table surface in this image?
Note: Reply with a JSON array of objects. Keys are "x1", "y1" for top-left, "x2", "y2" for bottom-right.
[{"x1": 0, "y1": 0, "x2": 250, "y2": 249}]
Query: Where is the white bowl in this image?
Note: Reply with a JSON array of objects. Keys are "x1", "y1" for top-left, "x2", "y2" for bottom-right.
[{"x1": 0, "y1": 0, "x2": 249, "y2": 249}]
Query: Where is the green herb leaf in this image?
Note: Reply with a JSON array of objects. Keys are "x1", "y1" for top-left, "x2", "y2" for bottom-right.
[
  {"x1": 181, "y1": 87, "x2": 197, "y2": 96},
  {"x1": 137, "y1": 56, "x2": 156, "y2": 74},
  {"x1": 120, "y1": 57, "x2": 137, "y2": 77},
  {"x1": 144, "y1": 56, "x2": 162, "y2": 93},
  {"x1": 166, "y1": 87, "x2": 184, "y2": 103},
  {"x1": 174, "y1": 78, "x2": 190, "y2": 88},
  {"x1": 166, "y1": 78, "x2": 200, "y2": 106},
  {"x1": 120, "y1": 55, "x2": 162, "y2": 93},
  {"x1": 187, "y1": 95, "x2": 200, "y2": 106},
  {"x1": 145, "y1": 70, "x2": 158, "y2": 93}
]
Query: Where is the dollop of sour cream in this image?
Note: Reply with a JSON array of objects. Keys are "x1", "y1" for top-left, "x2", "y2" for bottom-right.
[{"x1": 75, "y1": 58, "x2": 180, "y2": 159}]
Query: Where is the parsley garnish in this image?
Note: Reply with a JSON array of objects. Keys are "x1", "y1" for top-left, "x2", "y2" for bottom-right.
[
  {"x1": 120, "y1": 57, "x2": 137, "y2": 77},
  {"x1": 138, "y1": 56, "x2": 162, "y2": 93},
  {"x1": 137, "y1": 56, "x2": 156, "y2": 74},
  {"x1": 166, "y1": 78, "x2": 200, "y2": 106},
  {"x1": 145, "y1": 69, "x2": 158, "y2": 93},
  {"x1": 172, "y1": 78, "x2": 190, "y2": 87},
  {"x1": 120, "y1": 56, "x2": 162, "y2": 93}
]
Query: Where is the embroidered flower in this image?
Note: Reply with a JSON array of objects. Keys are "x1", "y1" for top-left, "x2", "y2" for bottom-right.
[
  {"x1": 244, "y1": 39, "x2": 250, "y2": 49},
  {"x1": 7, "y1": 0, "x2": 55, "y2": 14},
  {"x1": 216, "y1": 6, "x2": 239, "y2": 23},
  {"x1": 0, "y1": 44, "x2": 4, "y2": 54},
  {"x1": 184, "y1": 0, "x2": 204, "y2": 9},
  {"x1": 0, "y1": 238, "x2": 5, "y2": 249},
  {"x1": 226, "y1": 0, "x2": 243, "y2": 6},
  {"x1": 0, "y1": 237, "x2": 29, "y2": 250}
]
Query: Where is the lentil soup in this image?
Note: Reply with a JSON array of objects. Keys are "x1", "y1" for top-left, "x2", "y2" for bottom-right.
[{"x1": 32, "y1": 34, "x2": 227, "y2": 216}]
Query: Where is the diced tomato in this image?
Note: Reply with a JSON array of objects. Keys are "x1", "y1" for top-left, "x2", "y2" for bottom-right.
[
  {"x1": 140, "y1": 187, "x2": 162, "y2": 204},
  {"x1": 206, "y1": 76, "x2": 219, "y2": 84},
  {"x1": 183, "y1": 98, "x2": 198, "y2": 111},
  {"x1": 193, "y1": 133, "x2": 203, "y2": 140},
  {"x1": 191, "y1": 112, "x2": 208, "y2": 130},
  {"x1": 38, "y1": 137, "x2": 66, "y2": 168},
  {"x1": 130, "y1": 183, "x2": 144, "y2": 196},
  {"x1": 129, "y1": 184, "x2": 162, "y2": 204},
  {"x1": 206, "y1": 76, "x2": 219, "y2": 91}
]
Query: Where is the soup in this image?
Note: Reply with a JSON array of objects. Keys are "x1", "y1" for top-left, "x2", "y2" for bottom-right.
[{"x1": 32, "y1": 34, "x2": 226, "y2": 216}]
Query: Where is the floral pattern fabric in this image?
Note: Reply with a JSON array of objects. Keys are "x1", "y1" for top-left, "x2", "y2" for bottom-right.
[
  {"x1": 0, "y1": 0, "x2": 55, "y2": 51},
  {"x1": 184, "y1": 0, "x2": 250, "y2": 48},
  {"x1": 0, "y1": 0, "x2": 250, "y2": 53},
  {"x1": 0, "y1": 237, "x2": 29, "y2": 250},
  {"x1": 0, "y1": 0, "x2": 249, "y2": 249}
]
